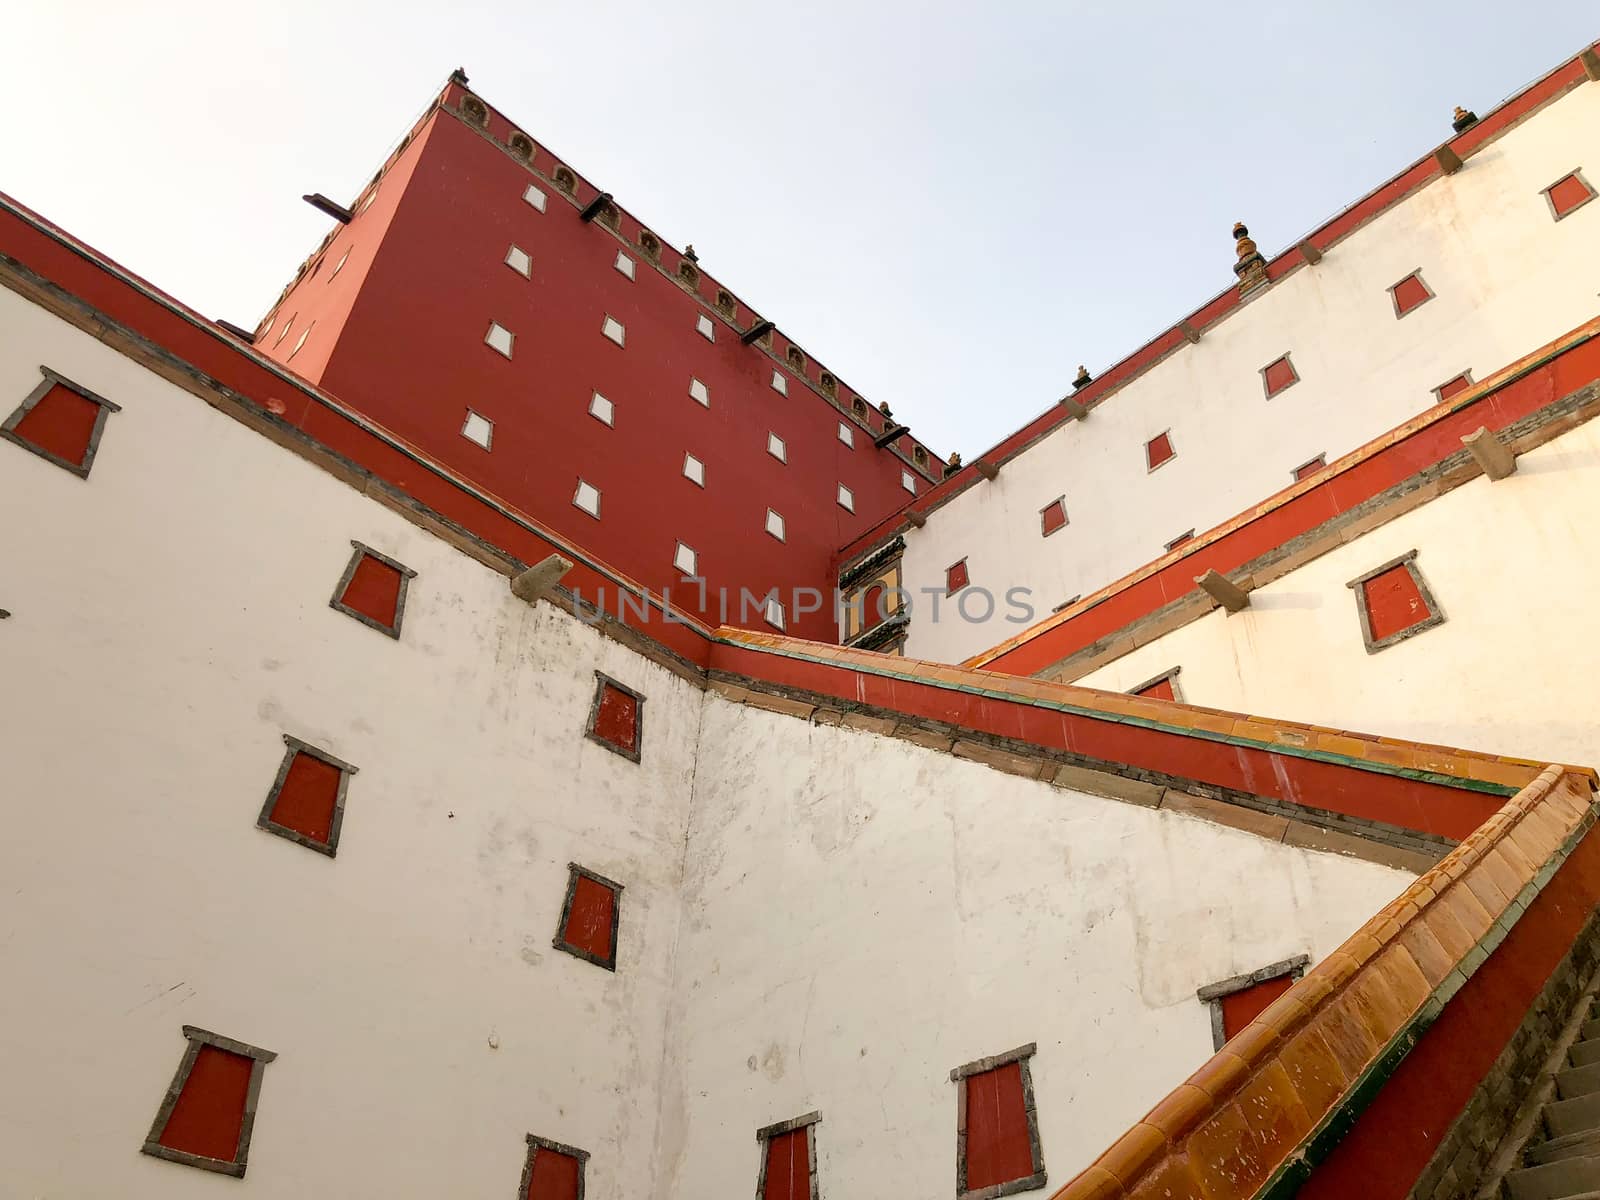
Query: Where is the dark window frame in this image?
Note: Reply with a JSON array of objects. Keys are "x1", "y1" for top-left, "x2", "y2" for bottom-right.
[
  {"x1": 552, "y1": 861, "x2": 625, "y2": 972},
  {"x1": 1196, "y1": 953, "x2": 1310, "y2": 1051},
  {"x1": 2, "y1": 365, "x2": 123, "y2": 479},
  {"x1": 518, "y1": 1132, "x2": 590, "y2": 1200},
  {"x1": 1543, "y1": 169, "x2": 1596, "y2": 221},
  {"x1": 1128, "y1": 666, "x2": 1183, "y2": 703},
  {"x1": 256, "y1": 734, "x2": 359, "y2": 857},
  {"x1": 950, "y1": 1042, "x2": 1047, "y2": 1200},
  {"x1": 755, "y1": 1110, "x2": 822, "y2": 1200},
  {"x1": 1387, "y1": 268, "x2": 1435, "y2": 319},
  {"x1": 1039, "y1": 497, "x2": 1068, "y2": 538},
  {"x1": 584, "y1": 671, "x2": 646, "y2": 764},
  {"x1": 140, "y1": 1025, "x2": 278, "y2": 1178},
  {"x1": 1260, "y1": 353, "x2": 1300, "y2": 400},
  {"x1": 328, "y1": 539, "x2": 418, "y2": 639},
  {"x1": 1345, "y1": 548, "x2": 1446, "y2": 654}
]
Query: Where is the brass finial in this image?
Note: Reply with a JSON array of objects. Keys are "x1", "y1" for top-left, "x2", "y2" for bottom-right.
[
  {"x1": 684, "y1": 244, "x2": 699, "y2": 262},
  {"x1": 1072, "y1": 365, "x2": 1093, "y2": 391},
  {"x1": 1232, "y1": 221, "x2": 1268, "y2": 294},
  {"x1": 1451, "y1": 105, "x2": 1479, "y2": 133},
  {"x1": 878, "y1": 401, "x2": 894, "y2": 418},
  {"x1": 947, "y1": 451, "x2": 963, "y2": 469}
]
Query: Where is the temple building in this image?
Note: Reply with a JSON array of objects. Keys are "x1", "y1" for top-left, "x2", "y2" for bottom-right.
[{"x1": 3, "y1": 37, "x2": 1600, "y2": 1200}]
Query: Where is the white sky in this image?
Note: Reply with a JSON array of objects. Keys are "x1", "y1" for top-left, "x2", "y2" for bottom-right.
[{"x1": 5, "y1": 1, "x2": 1596, "y2": 459}]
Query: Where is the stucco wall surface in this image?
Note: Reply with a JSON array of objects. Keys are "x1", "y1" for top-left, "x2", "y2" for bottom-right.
[
  {"x1": 0, "y1": 285, "x2": 703, "y2": 1198},
  {"x1": 658, "y1": 701, "x2": 1413, "y2": 1199},
  {"x1": 1074, "y1": 417, "x2": 1600, "y2": 769},
  {"x1": 0, "y1": 282, "x2": 1419, "y2": 1200},
  {"x1": 900, "y1": 81, "x2": 1600, "y2": 664}
]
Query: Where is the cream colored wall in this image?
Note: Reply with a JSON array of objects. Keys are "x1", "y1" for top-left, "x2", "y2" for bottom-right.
[
  {"x1": 899, "y1": 80, "x2": 1600, "y2": 665},
  {"x1": 0, "y1": 286, "x2": 704, "y2": 1199},
  {"x1": 0, "y1": 282, "x2": 1419, "y2": 1198},
  {"x1": 657, "y1": 702, "x2": 1413, "y2": 1199},
  {"x1": 1074, "y1": 419, "x2": 1600, "y2": 769}
]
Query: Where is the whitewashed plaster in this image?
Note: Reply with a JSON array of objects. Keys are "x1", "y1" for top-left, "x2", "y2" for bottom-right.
[
  {"x1": 1074, "y1": 415, "x2": 1600, "y2": 771},
  {"x1": 899, "y1": 81, "x2": 1600, "y2": 664},
  {"x1": 0, "y1": 283, "x2": 1417, "y2": 1197},
  {"x1": 0, "y1": 285, "x2": 703, "y2": 1199},
  {"x1": 657, "y1": 703, "x2": 1413, "y2": 1200}
]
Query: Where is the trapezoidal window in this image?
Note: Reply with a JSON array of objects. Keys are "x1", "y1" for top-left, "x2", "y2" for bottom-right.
[
  {"x1": 519, "y1": 1134, "x2": 590, "y2": 1200},
  {"x1": 553, "y1": 862, "x2": 623, "y2": 971},
  {"x1": 2, "y1": 366, "x2": 122, "y2": 479},
  {"x1": 951, "y1": 1043, "x2": 1046, "y2": 1200},
  {"x1": 585, "y1": 671, "x2": 644, "y2": 762},
  {"x1": 329, "y1": 540, "x2": 417, "y2": 639},
  {"x1": 1389, "y1": 270, "x2": 1434, "y2": 318},
  {"x1": 946, "y1": 559, "x2": 970, "y2": 594},
  {"x1": 141, "y1": 1026, "x2": 278, "y2": 1178},
  {"x1": 1434, "y1": 371, "x2": 1474, "y2": 402},
  {"x1": 1543, "y1": 170, "x2": 1596, "y2": 221},
  {"x1": 757, "y1": 1112, "x2": 821, "y2": 1200},
  {"x1": 1346, "y1": 549, "x2": 1445, "y2": 653},
  {"x1": 1145, "y1": 431, "x2": 1175, "y2": 471},
  {"x1": 1261, "y1": 354, "x2": 1298, "y2": 398},
  {"x1": 1197, "y1": 954, "x2": 1309, "y2": 1051},
  {"x1": 1040, "y1": 497, "x2": 1067, "y2": 537},
  {"x1": 257, "y1": 735, "x2": 358, "y2": 857},
  {"x1": 1292, "y1": 454, "x2": 1326, "y2": 482},
  {"x1": 1129, "y1": 668, "x2": 1182, "y2": 702}
]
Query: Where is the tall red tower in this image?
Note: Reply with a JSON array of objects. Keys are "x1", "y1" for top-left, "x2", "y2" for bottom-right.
[{"x1": 255, "y1": 73, "x2": 943, "y2": 642}]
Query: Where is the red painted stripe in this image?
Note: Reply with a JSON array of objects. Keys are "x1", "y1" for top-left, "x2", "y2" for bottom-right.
[{"x1": 709, "y1": 643, "x2": 1499, "y2": 839}]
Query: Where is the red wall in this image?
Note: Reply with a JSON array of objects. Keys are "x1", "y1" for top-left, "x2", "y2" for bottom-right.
[{"x1": 259, "y1": 97, "x2": 938, "y2": 641}]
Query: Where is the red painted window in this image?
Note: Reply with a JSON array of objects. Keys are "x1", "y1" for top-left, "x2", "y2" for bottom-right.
[
  {"x1": 762, "y1": 1129, "x2": 811, "y2": 1200},
  {"x1": 11, "y1": 383, "x2": 99, "y2": 465},
  {"x1": 1134, "y1": 675, "x2": 1176, "y2": 702},
  {"x1": 1361, "y1": 564, "x2": 1435, "y2": 643},
  {"x1": 524, "y1": 1144, "x2": 583, "y2": 1200},
  {"x1": 331, "y1": 544, "x2": 413, "y2": 636},
  {"x1": 1293, "y1": 455, "x2": 1326, "y2": 481},
  {"x1": 3, "y1": 373, "x2": 120, "y2": 478},
  {"x1": 1546, "y1": 172, "x2": 1596, "y2": 220},
  {"x1": 946, "y1": 559, "x2": 970, "y2": 594},
  {"x1": 1390, "y1": 271, "x2": 1432, "y2": 317},
  {"x1": 964, "y1": 1063, "x2": 1035, "y2": 1192},
  {"x1": 862, "y1": 583, "x2": 887, "y2": 629},
  {"x1": 1040, "y1": 499, "x2": 1068, "y2": 536},
  {"x1": 1220, "y1": 973, "x2": 1296, "y2": 1041},
  {"x1": 557, "y1": 867, "x2": 619, "y2": 969},
  {"x1": 1435, "y1": 372, "x2": 1473, "y2": 402},
  {"x1": 1261, "y1": 355, "x2": 1298, "y2": 398},
  {"x1": 1145, "y1": 431, "x2": 1175, "y2": 469},
  {"x1": 262, "y1": 747, "x2": 344, "y2": 848},
  {"x1": 589, "y1": 678, "x2": 641, "y2": 758},
  {"x1": 156, "y1": 1044, "x2": 254, "y2": 1164}
]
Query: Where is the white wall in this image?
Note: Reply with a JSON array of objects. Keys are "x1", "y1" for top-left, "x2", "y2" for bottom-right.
[
  {"x1": 0, "y1": 283, "x2": 1418, "y2": 1198},
  {"x1": 1074, "y1": 418, "x2": 1600, "y2": 770},
  {"x1": 658, "y1": 702, "x2": 1413, "y2": 1199},
  {"x1": 899, "y1": 81, "x2": 1600, "y2": 664},
  {"x1": 0, "y1": 285, "x2": 704, "y2": 1199}
]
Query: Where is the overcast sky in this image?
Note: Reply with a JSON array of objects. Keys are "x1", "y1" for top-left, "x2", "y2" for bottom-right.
[{"x1": 6, "y1": 2, "x2": 1595, "y2": 459}]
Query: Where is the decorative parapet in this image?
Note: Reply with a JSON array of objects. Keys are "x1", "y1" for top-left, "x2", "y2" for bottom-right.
[{"x1": 1048, "y1": 765, "x2": 1600, "y2": 1200}]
